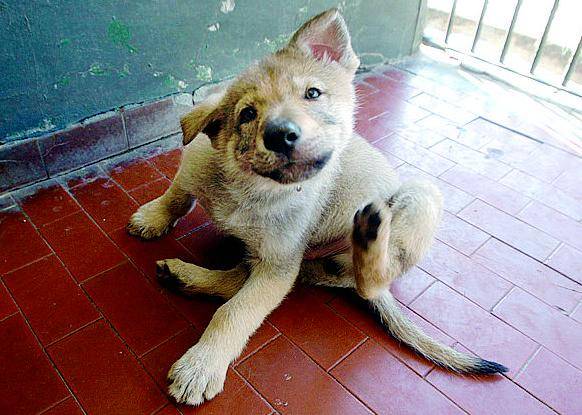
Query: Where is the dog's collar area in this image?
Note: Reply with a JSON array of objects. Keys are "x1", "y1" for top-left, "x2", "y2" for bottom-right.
[{"x1": 304, "y1": 237, "x2": 351, "y2": 260}]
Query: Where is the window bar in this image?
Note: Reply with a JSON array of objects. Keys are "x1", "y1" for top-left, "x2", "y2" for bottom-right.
[
  {"x1": 562, "y1": 36, "x2": 582, "y2": 86},
  {"x1": 444, "y1": 0, "x2": 459, "y2": 44},
  {"x1": 530, "y1": 0, "x2": 560, "y2": 74},
  {"x1": 500, "y1": 0, "x2": 523, "y2": 63},
  {"x1": 471, "y1": 0, "x2": 489, "y2": 53}
]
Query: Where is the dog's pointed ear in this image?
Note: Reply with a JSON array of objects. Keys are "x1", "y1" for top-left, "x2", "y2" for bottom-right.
[
  {"x1": 180, "y1": 95, "x2": 225, "y2": 147},
  {"x1": 287, "y1": 8, "x2": 359, "y2": 72}
]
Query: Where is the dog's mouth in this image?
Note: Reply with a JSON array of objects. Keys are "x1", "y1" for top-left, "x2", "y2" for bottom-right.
[{"x1": 254, "y1": 152, "x2": 332, "y2": 184}]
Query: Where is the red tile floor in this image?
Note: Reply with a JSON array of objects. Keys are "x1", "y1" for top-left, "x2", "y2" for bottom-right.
[{"x1": 1, "y1": 51, "x2": 582, "y2": 414}]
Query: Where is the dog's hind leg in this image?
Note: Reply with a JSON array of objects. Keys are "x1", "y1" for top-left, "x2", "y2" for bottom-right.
[
  {"x1": 156, "y1": 259, "x2": 247, "y2": 300},
  {"x1": 300, "y1": 253, "x2": 355, "y2": 289},
  {"x1": 352, "y1": 180, "x2": 442, "y2": 299}
]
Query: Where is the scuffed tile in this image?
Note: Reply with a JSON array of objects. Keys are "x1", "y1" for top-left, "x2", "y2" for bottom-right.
[{"x1": 0, "y1": 139, "x2": 47, "y2": 192}]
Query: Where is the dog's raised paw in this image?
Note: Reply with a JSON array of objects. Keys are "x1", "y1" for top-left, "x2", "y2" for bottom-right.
[
  {"x1": 127, "y1": 200, "x2": 174, "y2": 240},
  {"x1": 352, "y1": 201, "x2": 391, "y2": 249}
]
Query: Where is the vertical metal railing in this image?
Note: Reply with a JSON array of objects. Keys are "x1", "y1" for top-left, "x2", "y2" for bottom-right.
[
  {"x1": 429, "y1": 0, "x2": 580, "y2": 92},
  {"x1": 530, "y1": 0, "x2": 560, "y2": 74}
]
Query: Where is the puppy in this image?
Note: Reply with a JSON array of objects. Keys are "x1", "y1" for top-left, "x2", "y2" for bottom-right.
[{"x1": 128, "y1": 8, "x2": 507, "y2": 406}]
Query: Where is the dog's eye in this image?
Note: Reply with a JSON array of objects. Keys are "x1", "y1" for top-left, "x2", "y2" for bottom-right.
[
  {"x1": 305, "y1": 87, "x2": 322, "y2": 100},
  {"x1": 239, "y1": 106, "x2": 257, "y2": 124}
]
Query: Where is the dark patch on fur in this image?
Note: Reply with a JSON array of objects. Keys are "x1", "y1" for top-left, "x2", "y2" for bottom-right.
[
  {"x1": 471, "y1": 359, "x2": 509, "y2": 375},
  {"x1": 322, "y1": 257, "x2": 344, "y2": 276},
  {"x1": 352, "y1": 204, "x2": 382, "y2": 249},
  {"x1": 156, "y1": 262, "x2": 187, "y2": 294}
]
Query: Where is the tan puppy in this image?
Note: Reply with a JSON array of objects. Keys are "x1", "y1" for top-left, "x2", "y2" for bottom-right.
[{"x1": 128, "y1": 9, "x2": 507, "y2": 406}]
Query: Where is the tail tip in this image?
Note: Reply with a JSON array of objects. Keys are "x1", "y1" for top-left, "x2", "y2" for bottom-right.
[{"x1": 471, "y1": 359, "x2": 508, "y2": 375}]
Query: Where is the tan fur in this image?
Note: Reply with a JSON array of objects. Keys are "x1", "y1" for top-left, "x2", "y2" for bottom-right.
[{"x1": 127, "y1": 8, "x2": 505, "y2": 406}]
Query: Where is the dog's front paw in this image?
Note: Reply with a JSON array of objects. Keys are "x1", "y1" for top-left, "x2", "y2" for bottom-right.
[
  {"x1": 167, "y1": 343, "x2": 228, "y2": 406},
  {"x1": 127, "y1": 199, "x2": 174, "y2": 240}
]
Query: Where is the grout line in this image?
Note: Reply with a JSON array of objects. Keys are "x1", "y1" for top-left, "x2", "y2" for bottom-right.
[
  {"x1": 514, "y1": 344, "x2": 543, "y2": 380},
  {"x1": 37, "y1": 396, "x2": 75, "y2": 415},
  {"x1": 490, "y1": 285, "x2": 517, "y2": 313},
  {"x1": 326, "y1": 336, "x2": 369, "y2": 373}
]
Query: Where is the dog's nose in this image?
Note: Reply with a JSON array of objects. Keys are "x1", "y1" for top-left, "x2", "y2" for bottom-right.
[{"x1": 263, "y1": 119, "x2": 301, "y2": 157}]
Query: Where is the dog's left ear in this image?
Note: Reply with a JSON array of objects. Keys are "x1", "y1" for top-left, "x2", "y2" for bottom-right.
[
  {"x1": 287, "y1": 8, "x2": 359, "y2": 72},
  {"x1": 180, "y1": 94, "x2": 225, "y2": 147}
]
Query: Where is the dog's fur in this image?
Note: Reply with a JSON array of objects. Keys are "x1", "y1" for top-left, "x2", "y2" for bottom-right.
[{"x1": 128, "y1": 9, "x2": 507, "y2": 406}]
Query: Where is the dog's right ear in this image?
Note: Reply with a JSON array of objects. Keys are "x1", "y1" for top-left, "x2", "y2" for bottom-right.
[{"x1": 180, "y1": 96, "x2": 225, "y2": 147}]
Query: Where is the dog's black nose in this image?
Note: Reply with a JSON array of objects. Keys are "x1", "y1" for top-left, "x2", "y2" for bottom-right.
[{"x1": 263, "y1": 119, "x2": 301, "y2": 157}]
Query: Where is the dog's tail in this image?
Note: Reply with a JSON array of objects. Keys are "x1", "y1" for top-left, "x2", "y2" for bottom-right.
[{"x1": 370, "y1": 291, "x2": 508, "y2": 374}]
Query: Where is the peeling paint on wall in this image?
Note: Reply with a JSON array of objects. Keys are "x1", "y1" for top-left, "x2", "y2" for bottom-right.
[{"x1": 220, "y1": 0, "x2": 236, "y2": 14}]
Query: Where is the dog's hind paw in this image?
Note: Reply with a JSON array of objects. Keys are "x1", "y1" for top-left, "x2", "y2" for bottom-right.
[{"x1": 352, "y1": 200, "x2": 392, "y2": 249}]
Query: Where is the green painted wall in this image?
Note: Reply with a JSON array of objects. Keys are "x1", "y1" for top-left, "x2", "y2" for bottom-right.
[{"x1": 0, "y1": 0, "x2": 423, "y2": 142}]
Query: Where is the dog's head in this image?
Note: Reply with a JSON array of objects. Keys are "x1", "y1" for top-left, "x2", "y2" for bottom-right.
[{"x1": 180, "y1": 9, "x2": 359, "y2": 186}]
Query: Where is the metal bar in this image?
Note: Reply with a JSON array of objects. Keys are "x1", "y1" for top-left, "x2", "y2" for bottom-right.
[
  {"x1": 424, "y1": 38, "x2": 582, "y2": 98},
  {"x1": 471, "y1": 0, "x2": 489, "y2": 53},
  {"x1": 562, "y1": 36, "x2": 582, "y2": 86},
  {"x1": 500, "y1": 0, "x2": 523, "y2": 63},
  {"x1": 530, "y1": 0, "x2": 560, "y2": 74},
  {"x1": 444, "y1": 0, "x2": 459, "y2": 44}
]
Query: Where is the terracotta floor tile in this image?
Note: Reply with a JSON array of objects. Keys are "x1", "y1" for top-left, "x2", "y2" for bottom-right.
[
  {"x1": 0, "y1": 282, "x2": 17, "y2": 321},
  {"x1": 4, "y1": 255, "x2": 99, "y2": 345},
  {"x1": 431, "y1": 139, "x2": 512, "y2": 181},
  {"x1": 493, "y1": 288, "x2": 582, "y2": 369},
  {"x1": 71, "y1": 177, "x2": 138, "y2": 233},
  {"x1": 108, "y1": 158, "x2": 163, "y2": 191},
  {"x1": 148, "y1": 148, "x2": 182, "y2": 179},
  {"x1": 436, "y1": 211, "x2": 490, "y2": 256},
  {"x1": 416, "y1": 114, "x2": 463, "y2": 140},
  {"x1": 48, "y1": 320, "x2": 166, "y2": 414},
  {"x1": 155, "y1": 405, "x2": 181, "y2": 415},
  {"x1": 500, "y1": 169, "x2": 582, "y2": 221},
  {"x1": 332, "y1": 340, "x2": 462, "y2": 415},
  {"x1": 458, "y1": 199, "x2": 559, "y2": 262},
  {"x1": 40, "y1": 211, "x2": 125, "y2": 282},
  {"x1": 419, "y1": 239, "x2": 512, "y2": 310},
  {"x1": 396, "y1": 164, "x2": 475, "y2": 214},
  {"x1": 165, "y1": 291, "x2": 224, "y2": 330},
  {"x1": 374, "y1": 135, "x2": 455, "y2": 176},
  {"x1": 109, "y1": 227, "x2": 194, "y2": 279},
  {"x1": 517, "y1": 201, "x2": 582, "y2": 252},
  {"x1": 42, "y1": 398, "x2": 84, "y2": 415},
  {"x1": 473, "y1": 239, "x2": 581, "y2": 312},
  {"x1": 18, "y1": 184, "x2": 80, "y2": 226},
  {"x1": 513, "y1": 144, "x2": 581, "y2": 183},
  {"x1": 268, "y1": 287, "x2": 366, "y2": 370},
  {"x1": 355, "y1": 112, "x2": 394, "y2": 142},
  {"x1": 427, "y1": 345, "x2": 553, "y2": 415},
  {"x1": 173, "y1": 202, "x2": 212, "y2": 238},
  {"x1": 410, "y1": 282, "x2": 538, "y2": 377},
  {"x1": 409, "y1": 92, "x2": 476, "y2": 125},
  {"x1": 0, "y1": 210, "x2": 51, "y2": 274},
  {"x1": 83, "y1": 262, "x2": 189, "y2": 356},
  {"x1": 364, "y1": 74, "x2": 421, "y2": 100},
  {"x1": 571, "y1": 305, "x2": 582, "y2": 323},
  {"x1": 391, "y1": 127, "x2": 447, "y2": 148},
  {"x1": 237, "y1": 336, "x2": 371, "y2": 414},
  {"x1": 545, "y1": 244, "x2": 582, "y2": 284},
  {"x1": 236, "y1": 321, "x2": 280, "y2": 364},
  {"x1": 129, "y1": 177, "x2": 171, "y2": 204},
  {"x1": 553, "y1": 168, "x2": 582, "y2": 201},
  {"x1": 355, "y1": 81, "x2": 378, "y2": 98},
  {"x1": 440, "y1": 165, "x2": 531, "y2": 215},
  {"x1": 478, "y1": 133, "x2": 540, "y2": 166},
  {"x1": 516, "y1": 348, "x2": 582, "y2": 415},
  {"x1": 0, "y1": 315, "x2": 68, "y2": 415},
  {"x1": 140, "y1": 327, "x2": 201, "y2": 389},
  {"x1": 330, "y1": 292, "x2": 454, "y2": 377},
  {"x1": 391, "y1": 266, "x2": 435, "y2": 305}
]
